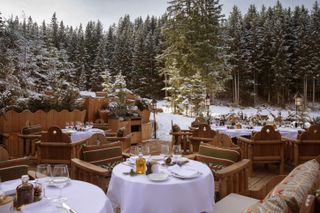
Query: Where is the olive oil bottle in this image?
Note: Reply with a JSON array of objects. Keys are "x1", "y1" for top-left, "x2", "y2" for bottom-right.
[{"x1": 136, "y1": 153, "x2": 146, "y2": 174}]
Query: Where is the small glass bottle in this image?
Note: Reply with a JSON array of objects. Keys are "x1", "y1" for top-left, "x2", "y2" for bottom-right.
[
  {"x1": 16, "y1": 175, "x2": 34, "y2": 210},
  {"x1": 136, "y1": 153, "x2": 146, "y2": 174}
]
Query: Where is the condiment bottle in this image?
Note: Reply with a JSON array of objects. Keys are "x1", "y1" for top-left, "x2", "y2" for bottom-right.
[
  {"x1": 16, "y1": 175, "x2": 34, "y2": 209},
  {"x1": 136, "y1": 153, "x2": 146, "y2": 174}
]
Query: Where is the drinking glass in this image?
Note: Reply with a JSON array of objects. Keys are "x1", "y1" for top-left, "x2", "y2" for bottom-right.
[
  {"x1": 70, "y1": 121, "x2": 74, "y2": 129},
  {"x1": 35, "y1": 164, "x2": 52, "y2": 199},
  {"x1": 65, "y1": 122, "x2": 70, "y2": 130},
  {"x1": 172, "y1": 144, "x2": 182, "y2": 162},
  {"x1": 52, "y1": 164, "x2": 69, "y2": 201},
  {"x1": 142, "y1": 145, "x2": 151, "y2": 160},
  {"x1": 89, "y1": 121, "x2": 94, "y2": 129},
  {"x1": 130, "y1": 146, "x2": 138, "y2": 157},
  {"x1": 160, "y1": 144, "x2": 170, "y2": 158}
]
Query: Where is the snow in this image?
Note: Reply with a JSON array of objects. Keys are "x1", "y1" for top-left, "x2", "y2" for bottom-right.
[
  {"x1": 80, "y1": 91, "x2": 96, "y2": 97},
  {"x1": 153, "y1": 100, "x2": 320, "y2": 141}
]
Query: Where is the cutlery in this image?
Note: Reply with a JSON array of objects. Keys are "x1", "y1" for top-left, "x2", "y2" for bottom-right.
[{"x1": 61, "y1": 202, "x2": 78, "y2": 213}]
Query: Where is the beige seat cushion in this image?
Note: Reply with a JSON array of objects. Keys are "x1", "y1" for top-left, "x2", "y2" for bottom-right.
[
  {"x1": 267, "y1": 159, "x2": 320, "y2": 213},
  {"x1": 242, "y1": 194, "x2": 289, "y2": 213},
  {"x1": 213, "y1": 193, "x2": 258, "y2": 213}
]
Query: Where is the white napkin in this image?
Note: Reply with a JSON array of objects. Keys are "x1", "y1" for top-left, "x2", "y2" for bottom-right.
[
  {"x1": 21, "y1": 200, "x2": 60, "y2": 213},
  {"x1": 168, "y1": 165, "x2": 198, "y2": 178}
]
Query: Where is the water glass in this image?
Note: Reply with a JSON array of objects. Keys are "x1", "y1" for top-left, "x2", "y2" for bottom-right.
[
  {"x1": 172, "y1": 144, "x2": 182, "y2": 162},
  {"x1": 52, "y1": 164, "x2": 69, "y2": 201},
  {"x1": 160, "y1": 144, "x2": 170, "y2": 158},
  {"x1": 35, "y1": 164, "x2": 52, "y2": 199},
  {"x1": 65, "y1": 122, "x2": 70, "y2": 129},
  {"x1": 142, "y1": 145, "x2": 151, "y2": 160},
  {"x1": 130, "y1": 146, "x2": 139, "y2": 157}
]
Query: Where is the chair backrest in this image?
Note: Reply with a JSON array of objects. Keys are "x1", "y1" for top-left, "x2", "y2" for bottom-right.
[
  {"x1": 87, "y1": 133, "x2": 107, "y2": 145},
  {"x1": 209, "y1": 133, "x2": 234, "y2": 148},
  {"x1": 253, "y1": 125, "x2": 281, "y2": 141},
  {"x1": 299, "y1": 124, "x2": 320, "y2": 140},
  {"x1": 191, "y1": 117, "x2": 207, "y2": 127},
  {"x1": 41, "y1": 126, "x2": 70, "y2": 143},
  {"x1": 198, "y1": 143, "x2": 240, "y2": 164},
  {"x1": 80, "y1": 143, "x2": 123, "y2": 166},
  {"x1": 0, "y1": 165, "x2": 29, "y2": 181},
  {"x1": 21, "y1": 124, "x2": 42, "y2": 135},
  {"x1": 193, "y1": 124, "x2": 216, "y2": 138}
]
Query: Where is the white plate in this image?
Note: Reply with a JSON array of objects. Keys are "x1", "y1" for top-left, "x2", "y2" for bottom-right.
[
  {"x1": 148, "y1": 173, "x2": 169, "y2": 182},
  {"x1": 170, "y1": 171, "x2": 202, "y2": 179}
]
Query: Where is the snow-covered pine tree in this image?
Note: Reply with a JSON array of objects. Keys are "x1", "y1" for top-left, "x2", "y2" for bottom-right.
[
  {"x1": 91, "y1": 38, "x2": 106, "y2": 91},
  {"x1": 101, "y1": 69, "x2": 112, "y2": 94}
]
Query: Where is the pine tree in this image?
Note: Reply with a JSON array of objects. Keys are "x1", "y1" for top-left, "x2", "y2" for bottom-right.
[{"x1": 91, "y1": 39, "x2": 106, "y2": 91}]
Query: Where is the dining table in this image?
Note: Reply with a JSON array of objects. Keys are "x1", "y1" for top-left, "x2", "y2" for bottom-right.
[
  {"x1": 213, "y1": 126, "x2": 303, "y2": 139},
  {"x1": 62, "y1": 128, "x2": 105, "y2": 143},
  {"x1": 1, "y1": 179, "x2": 114, "y2": 213},
  {"x1": 107, "y1": 158, "x2": 215, "y2": 213}
]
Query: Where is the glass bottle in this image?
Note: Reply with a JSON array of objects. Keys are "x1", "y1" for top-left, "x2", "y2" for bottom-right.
[
  {"x1": 135, "y1": 153, "x2": 146, "y2": 174},
  {"x1": 16, "y1": 175, "x2": 34, "y2": 209}
]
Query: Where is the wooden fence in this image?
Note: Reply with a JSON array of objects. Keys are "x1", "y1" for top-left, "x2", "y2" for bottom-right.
[{"x1": 0, "y1": 110, "x2": 86, "y2": 133}]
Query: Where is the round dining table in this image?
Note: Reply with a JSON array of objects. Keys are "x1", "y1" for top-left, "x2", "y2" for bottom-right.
[
  {"x1": 2, "y1": 179, "x2": 114, "y2": 213},
  {"x1": 107, "y1": 159, "x2": 215, "y2": 213},
  {"x1": 62, "y1": 128, "x2": 105, "y2": 143}
]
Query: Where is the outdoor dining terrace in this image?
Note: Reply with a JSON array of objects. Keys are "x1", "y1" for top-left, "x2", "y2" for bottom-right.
[{"x1": 0, "y1": 91, "x2": 319, "y2": 213}]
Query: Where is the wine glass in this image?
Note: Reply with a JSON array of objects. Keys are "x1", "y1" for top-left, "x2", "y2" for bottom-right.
[
  {"x1": 172, "y1": 144, "x2": 182, "y2": 162},
  {"x1": 142, "y1": 145, "x2": 151, "y2": 161},
  {"x1": 160, "y1": 144, "x2": 170, "y2": 158},
  {"x1": 65, "y1": 122, "x2": 70, "y2": 130},
  {"x1": 130, "y1": 146, "x2": 138, "y2": 157},
  {"x1": 35, "y1": 164, "x2": 52, "y2": 199},
  {"x1": 52, "y1": 164, "x2": 69, "y2": 201}
]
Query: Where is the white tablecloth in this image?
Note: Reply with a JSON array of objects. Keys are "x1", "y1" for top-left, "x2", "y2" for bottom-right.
[
  {"x1": 63, "y1": 128, "x2": 105, "y2": 143},
  {"x1": 213, "y1": 126, "x2": 302, "y2": 139},
  {"x1": 2, "y1": 179, "x2": 114, "y2": 213},
  {"x1": 107, "y1": 160, "x2": 215, "y2": 213}
]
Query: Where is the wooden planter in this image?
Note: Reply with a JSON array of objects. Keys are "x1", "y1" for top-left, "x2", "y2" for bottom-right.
[{"x1": 139, "y1": 110, "x2": 150, "y2": 124}]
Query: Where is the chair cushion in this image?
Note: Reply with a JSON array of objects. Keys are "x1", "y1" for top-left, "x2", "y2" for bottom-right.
[
  {"x1": 242, "y1": 194, "x2": 289, "y2": 213},
  {"x1": 198, "y1": 144, "x2": 240, "y2": 163},
  {"x1": 267, "y1": 159, "x2": 320, "y2": 213}
]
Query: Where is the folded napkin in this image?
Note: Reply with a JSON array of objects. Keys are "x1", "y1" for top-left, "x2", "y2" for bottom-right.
[
  {"x1": 168, "y1": 165, "x2": 199, "y2": 178},
  {"x1": 21, "y1": 200, "x2": 59, "y2": 213}
]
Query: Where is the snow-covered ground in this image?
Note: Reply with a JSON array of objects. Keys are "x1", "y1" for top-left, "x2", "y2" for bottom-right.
[{"x1": 153, "y1": 100, "x2": 320, "y2": 141}]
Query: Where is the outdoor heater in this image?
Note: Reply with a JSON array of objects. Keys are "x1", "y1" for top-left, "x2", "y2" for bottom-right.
[
  {"x1": 151, "y1": 99, "x2": 157, "y2": 139},
  {"x1": 294, "y1": 92, "x2": 303, "y2": 128},
  {"x1": 205, "y1": 94, "x2": 210, "y2": 124}
]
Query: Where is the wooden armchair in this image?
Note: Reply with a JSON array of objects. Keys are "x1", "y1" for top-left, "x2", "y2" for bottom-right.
[
  {"x1": 208, "y1": 133, "x2": 240, "y2": 153},
  {"x1": 71, "y1": 142, "x2": 124, "y2": 192},
  {"x1": 37, "y1": 126, "x2": 86, "y2": 164},
  {"x1": 283, "y1": 124, "x2": 320, "y2": 167},
  {"x1": 237, "y1": 125, "x2": 284, "y2": 174},
  {"x1": 190, "y1": 124, "x2": 217, "y2": 152},
  {"x1": 0, "y1": 146, "x2": 29, "y2": 181},
  {"x1": 18, "y1": 124, "x2": 42, "y2": 157},
  {"x1": 93, "y1": 119, "x2": 110, "y2": 134},
  {"x1": 188, "y1": 144, "x2": 250, "y2": 200}
]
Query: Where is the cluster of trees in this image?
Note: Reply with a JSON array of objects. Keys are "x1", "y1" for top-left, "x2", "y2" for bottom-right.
[
  {"x1": 224, "y1": 1, "x2": 320, "y2": 107},
  {"x1": 1, "y1": 0, "x2": 320, "y2": 114}
]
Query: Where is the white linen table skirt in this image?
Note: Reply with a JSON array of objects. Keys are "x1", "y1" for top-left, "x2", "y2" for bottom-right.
[
  {"x1": 107, "y1": 160, "x2": 215, "y2": 213},
  {"x1": 62, "y1": 128, "x2": 105, "y2": 143}
]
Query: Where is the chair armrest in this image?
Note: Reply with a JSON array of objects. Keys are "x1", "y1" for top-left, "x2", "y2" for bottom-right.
[
  {"x1": 0, "y1": 156, "x2": 30, "y2": 168},
  {"x1": 0, "y1": 165, "x2": 29, "y2": 181},
  {"x1": 185, "y1": 154, "x2": 197, "y2": 160},
  {"x1": 71, "y1": 158, "x2": 109, "y2": 176},
  {"x1": 237, "y1": 137, "x2": 253, "y2": 144},
  {"x1": 215, "y1": 159, "x2": 251, "y2": 178},
  {"x1": 18, "y1": 134, "x2": 42, "y2": 139},
  {"x1": 189, "y1": 137, "x2": 213, "y2": 142}
]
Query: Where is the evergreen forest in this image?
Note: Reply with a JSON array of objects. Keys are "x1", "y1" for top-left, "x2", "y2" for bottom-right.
[{"x1": 1, "y1": 0, "x2": 320, "y2": 114}]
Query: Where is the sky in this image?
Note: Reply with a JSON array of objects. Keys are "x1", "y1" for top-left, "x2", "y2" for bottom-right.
[{"x1": 0, "y1": 0, "x2": 316, "y2": 29}]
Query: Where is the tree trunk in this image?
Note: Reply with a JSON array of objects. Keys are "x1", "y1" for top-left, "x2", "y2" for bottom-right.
[
  {"x1": 304, "y1": 75, "x2": 308, "y2": 107},
  {"x1": 313, "y1": 77, "x2": 315, "y2": 106},
  {"x1": 237, "y1": 71, "x2": 240, "y2": 105}
]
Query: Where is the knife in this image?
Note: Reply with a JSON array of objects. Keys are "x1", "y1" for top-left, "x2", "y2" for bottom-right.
[{"x1": 62, "y1": 202, "x2": 78, "y2": 213}]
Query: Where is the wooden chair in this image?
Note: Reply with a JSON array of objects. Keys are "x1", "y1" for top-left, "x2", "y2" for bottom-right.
[
  {"x1": 283, "y1": 124, "x2": 320, "y2": 167},
  {"x1": 188, "y1": 144, "x2": 250, "y2": 200},
  {"x1": 237, "y1": 125, "x2": 284, "y2": 175},
  {"x1": 190, "y1": 124, "x2": 217, "y2": 152},
  {"x1": 191, "y1": 117, "x2": 207, "y2": 128},
  {"x1": 37, "y1": 126, "x2": 86, "y2": 165},
  {"x1": 18, "y1": 124, "x2": 42, "y2": 157},
  {"x1": 0, "y1": 146, "x2": 29, "y2": 181},
  {"x1": 93, "y1": 119, "x2": 110, "y2": 134},
  {"x1": 208, "y1": 133, "x2": 240, "y2": 153},
  {"x1": 71, "y1": 142, "x2": 124, "y2": 192}
]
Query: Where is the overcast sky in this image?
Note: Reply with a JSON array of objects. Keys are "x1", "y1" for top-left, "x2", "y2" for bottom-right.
[{"x1": 0, "y1": 0, "x2": 316, "y2": 29}]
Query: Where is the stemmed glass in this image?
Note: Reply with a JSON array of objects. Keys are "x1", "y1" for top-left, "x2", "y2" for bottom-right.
[
  {"x1": 130, "y1": 146, "x2": 139, "y2": 157},
  {"x1": 35, "y1": 164, "x2": 52, "y2": 199},
  {"x1": 142, "y1": 145, "x2": 151, "y2": 161},
  {"x1": 52, "y1": 164, "x2": 69, "y2": 201},
  {"x1": 160, "y1": 144, "x2": 170, "y2": 158},
  {"x1": 172, "y1": 144, "x2": 182, "y2": 162}
]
